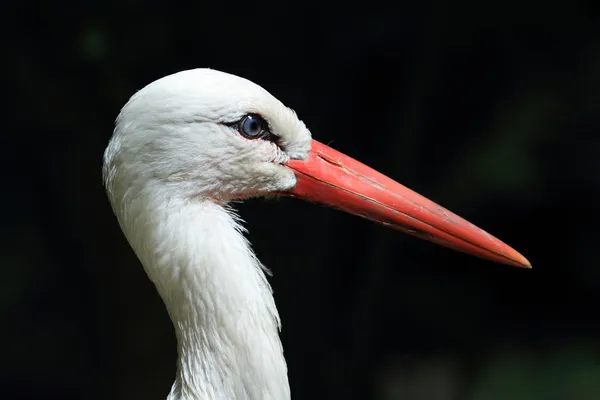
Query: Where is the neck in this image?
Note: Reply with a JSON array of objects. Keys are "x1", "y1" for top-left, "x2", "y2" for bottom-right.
[{"x1": 122, "y1": 195, "x2": 290, "y2": 400}]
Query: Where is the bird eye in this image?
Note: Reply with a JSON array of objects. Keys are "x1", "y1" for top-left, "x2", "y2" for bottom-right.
[{"x1": 239, "y1": 114, "x2": 268, "y2": 139}]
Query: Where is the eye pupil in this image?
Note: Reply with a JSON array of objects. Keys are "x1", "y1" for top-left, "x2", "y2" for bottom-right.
[{"x1": 240, "y1": 114, "x2": 265, "y2": 138}]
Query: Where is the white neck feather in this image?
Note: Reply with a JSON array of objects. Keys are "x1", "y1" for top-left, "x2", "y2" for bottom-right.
[{"x1": 122, "y1": 192, "x2": 290, "y2": 400}]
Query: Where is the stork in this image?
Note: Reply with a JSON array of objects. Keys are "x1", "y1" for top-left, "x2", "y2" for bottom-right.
[{"x1": 102, "y1": 69, "x2": 530, "y2": 400}]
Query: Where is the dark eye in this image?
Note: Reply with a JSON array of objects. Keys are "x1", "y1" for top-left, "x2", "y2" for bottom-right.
[{"x1": 239, "y1": 114, "x2": 268, "y2": 139}]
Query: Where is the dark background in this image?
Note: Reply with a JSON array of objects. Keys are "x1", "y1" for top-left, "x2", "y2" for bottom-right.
[{"x1": 3, "y1": 1, "x2": 599, "y2": 399}]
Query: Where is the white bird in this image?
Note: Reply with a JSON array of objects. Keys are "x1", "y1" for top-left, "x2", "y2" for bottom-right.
[{"x1": 102, "y1": 69, "x2": 530, "y2": 400}]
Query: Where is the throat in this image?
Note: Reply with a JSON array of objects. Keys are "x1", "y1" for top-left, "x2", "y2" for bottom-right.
[{"x1": 128, "y1": 199, "x2": 289, "y2": 400}]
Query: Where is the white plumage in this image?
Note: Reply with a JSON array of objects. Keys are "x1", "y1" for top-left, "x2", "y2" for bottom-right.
[{"x1": 104, "y1": 69, "x2": 308, "y2": 399}]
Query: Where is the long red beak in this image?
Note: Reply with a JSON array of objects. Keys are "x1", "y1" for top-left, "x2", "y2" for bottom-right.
[{"x1": 285, "y1": 140, "x2": 530, "y2": 268}]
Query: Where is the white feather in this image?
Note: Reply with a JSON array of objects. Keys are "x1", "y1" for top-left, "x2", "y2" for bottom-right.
[{"x1": 103, "y1": 69, "x2": 312, "y2": 399}]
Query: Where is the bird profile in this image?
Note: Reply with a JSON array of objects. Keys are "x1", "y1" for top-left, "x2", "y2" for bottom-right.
[{"x1": 103, "y1": 68, "x2": 529, "y2": 400}]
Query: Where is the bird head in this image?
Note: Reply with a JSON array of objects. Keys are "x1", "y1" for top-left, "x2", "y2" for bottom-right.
[
  {"x1": 103, "y1": 68, "x2": 530, "y2": 268},
  {"x1": 103, "y1": 69, "x2": 311, "y2": 203}
]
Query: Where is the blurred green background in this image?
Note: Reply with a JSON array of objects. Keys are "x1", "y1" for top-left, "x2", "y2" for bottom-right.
[{"x1": 2, "y1": 1, "x2": 599, "y2": 399}]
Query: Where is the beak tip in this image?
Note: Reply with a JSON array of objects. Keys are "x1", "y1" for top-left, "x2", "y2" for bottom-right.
[{"x1": 512, "y1": 254, "x2": 532, "y2": 269}]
